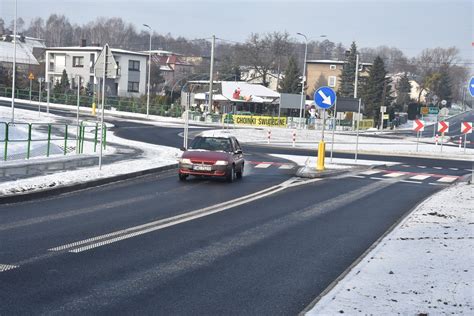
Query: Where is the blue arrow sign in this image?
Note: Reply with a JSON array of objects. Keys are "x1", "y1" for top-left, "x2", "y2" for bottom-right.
[
  {"x1": 314, "y1": 86, "x2": 336, "y2": 109},
  {"x1": 469, "y1": 77, "x2": 474, "y2": 97}
]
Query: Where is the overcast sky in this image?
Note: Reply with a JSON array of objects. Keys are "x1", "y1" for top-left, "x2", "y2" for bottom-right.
[{"x1": 1, "y1": 0, "x2": 472, "y2": 62}]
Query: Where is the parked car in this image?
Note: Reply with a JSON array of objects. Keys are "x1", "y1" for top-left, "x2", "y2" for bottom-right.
[{"x1": 178, "y1": 135, "x2": 244, "y2": 182}]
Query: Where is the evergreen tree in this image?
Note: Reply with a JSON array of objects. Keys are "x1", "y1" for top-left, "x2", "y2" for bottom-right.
[
  {"x1": 278, "y1": 56, "x2": 300, "y2": 93},
  {"x1": 361, "y1": 56, "x2": 394, "y2": 121},
  {"x1": 53, "y1": 69, "x2": 70, "y2": 94},
  {"x1": 339, "y1": 41, "x2": 357, "y2": 97},
  {"x1": 311, "y1": 73, "x2": 327, "y2": 96},
  {"x1": 434, "y1": 65, "x2": 452, "y2": 106},
  {"x1": 395, "y1": 72, "x2": 412, "y2": 108}
]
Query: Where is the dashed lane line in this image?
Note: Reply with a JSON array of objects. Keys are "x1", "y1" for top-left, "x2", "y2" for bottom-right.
[
  {"x1": 278, "y1": 164, "x2": 294, "y2": 170},
  {"x1": 0, "y1": 264, "x2": 18, "y2": 272},
  {"x1": 360, "y1": 170, "x2": 381, "y2": 175}
]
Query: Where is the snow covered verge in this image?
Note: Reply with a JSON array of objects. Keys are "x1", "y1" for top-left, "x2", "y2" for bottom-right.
[
  {"x1": 306, "y1": 182, "x2": 474, "y2": 315},
  {"x1": 201, "y1": 127, "x2": 474, "y2": 160},
  {"x1": 0, "y1": 106, "x2": 181, "y2": 197}
]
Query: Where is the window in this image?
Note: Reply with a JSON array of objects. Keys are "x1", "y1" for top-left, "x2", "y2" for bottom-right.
[
  {"x1": 73, "y1": 56, "x2": 84, "y2": 67},
  {"x1": 329, "y1": 64, "x2": 336, "y2": 70},
  {"x1": 328, "y1": 76, "x2": 337, "y2": 87},
  {"x1": 127, "y1": 81, "x2": 139, "y2": 92},
  {"x1": 128, "y1": 60, "x2": 140, "y2": 71}
]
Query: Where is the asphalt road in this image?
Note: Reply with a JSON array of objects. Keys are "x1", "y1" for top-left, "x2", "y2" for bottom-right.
[{"x1": 0, "y1": 100, "x2": 472, "y2": 314}]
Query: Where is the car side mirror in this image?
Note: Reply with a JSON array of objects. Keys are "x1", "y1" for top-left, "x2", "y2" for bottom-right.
[{"x1": 180, "y1": 146, "x2": 186, "y2": 151}]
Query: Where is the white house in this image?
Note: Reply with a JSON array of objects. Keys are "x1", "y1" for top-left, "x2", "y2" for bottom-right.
[{"x1": 45, "y1": 44, "x2": 148, "y2": 97}]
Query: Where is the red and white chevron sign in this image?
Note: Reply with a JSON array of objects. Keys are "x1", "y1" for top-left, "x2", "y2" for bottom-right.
[
  {"x1": 438, "y1": 121, "x2": 449, "y2": 133},
  {"x1": 461, "y1": 122, "x2": 473, "y2": 134},
  {"x1": 413, "y1": 119, "x2": 425, "y2": 132}
]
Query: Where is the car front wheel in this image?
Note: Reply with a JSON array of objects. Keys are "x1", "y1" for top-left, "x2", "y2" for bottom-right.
[
  {"x1": 226, "y1": 165, "x2": 235, "y2": 183},
  {"x1": 236, "y1": 163, "x2": 244, "y2": 179},
  {"x1": 178, "y1": 173, "x2": 188, "y2": 181}
]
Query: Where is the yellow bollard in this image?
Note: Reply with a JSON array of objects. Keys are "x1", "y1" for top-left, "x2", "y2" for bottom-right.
[
  {"x1": 316, "y1": 140, "x2": 326, "y2": 171},
  {"x1": 92, "y1": 102, "x2": 96, "y2": 116}
]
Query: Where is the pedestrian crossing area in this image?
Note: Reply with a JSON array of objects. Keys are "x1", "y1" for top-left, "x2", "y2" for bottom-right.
[
  {"x1": 352, "y1": 169, "x2": 459, "y2": 185},
  {"x1": 247, "y1": 161, "x2": 296, "y2": 170}
]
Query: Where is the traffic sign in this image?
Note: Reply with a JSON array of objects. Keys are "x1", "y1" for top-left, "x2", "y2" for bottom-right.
[
  {"x1": 441, "y1": 100, "x2": 447, "y2": 106},
  {"x1": 383, "y1": 114, "x2": 389, "y2": 120},
  {"x1": 420, "y1": 107, "x2": 429, "y2": 115},
  {"x1": 428, "y1": 107, "x2": 439, "y2": 114},
  {"x1": 461, "y1": 122, "x2": 472, "y2": 134},
  {"x1": 94, "y1": 44, "x2": 118, "y2": 79},
  {"x1": 469, "y1": 77, "x2": 474, "y2": 97},
  {"x1": 28, "y1": 72, "x2": 35, "y2": 80},
  {"x1": 438, "y1": 121, "x2": 449, "y2": 133},
  {"x1": 314, "y1": 86, "x2": 336, "y2": 109},
  {"x1": 413, "y1": 119, "x2": 425, "y2": 132},
  {"x1": 439, "y1": 107, "x2": 449, "y2": 116},
  {"x1": 380, "y1": 106, "x2": 386, "y2": 113}
]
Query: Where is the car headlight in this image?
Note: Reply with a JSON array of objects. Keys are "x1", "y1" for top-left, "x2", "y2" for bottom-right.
[
  {"x1": 180, "y1": 158, "x2": 192, "y2": 164},
  {"x1": 214, "y1": 160, "x2": 228, "y2": 165}
]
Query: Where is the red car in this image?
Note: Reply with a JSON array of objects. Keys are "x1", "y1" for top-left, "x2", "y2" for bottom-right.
[{"x1": 178, "y1": 135, "x2": 245, "y2": 182}]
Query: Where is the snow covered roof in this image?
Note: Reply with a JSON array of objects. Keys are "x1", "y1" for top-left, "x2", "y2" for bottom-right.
[
  {"x1": 46, "y1": 46, "x2": 148, "y2": 56},
  {"x1": 221, "y1": 81, "x2": 279, "y2": 103},
  {"x1": 194, "y1": 93, "x2": 228, "y2": 101},
  {"x1": 0, "y1": 41, "x2": 40, "y2": 65}
]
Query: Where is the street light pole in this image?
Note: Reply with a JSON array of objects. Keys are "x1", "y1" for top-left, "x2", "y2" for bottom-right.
[
  {"x1": 296, "y1": 32, "x2": 308, "y2": 129},
  {"x1": 143, "y1": 24, "x2": 152, "y2": 118},
  {"x1": 11, "y1": 0, "x2": 17, "y2": 123},
  {"x1": 208, "y1": 35, "x2": 215, "y2": 115}
]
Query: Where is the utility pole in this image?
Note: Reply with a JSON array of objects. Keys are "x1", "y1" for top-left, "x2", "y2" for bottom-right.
[
  {"x1": 208, "y1": 35, "x2": 215, "y2": 114},
  {"x1": 143, "y1": 24, "x2": 152, "y2": 118},
  {"x1": 297, "y1": 32, "x2": 308, "y2": 129},
  {"x1": 99, "y1": 44, "x2": 108, "y2": 170}
]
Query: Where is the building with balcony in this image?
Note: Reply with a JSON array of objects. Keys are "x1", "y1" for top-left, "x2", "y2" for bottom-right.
[{"x1": 45, "y1": 43, "x2": 148, "y2": 97}]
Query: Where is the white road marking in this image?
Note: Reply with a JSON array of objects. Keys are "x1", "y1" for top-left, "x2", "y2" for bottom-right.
[
  {"x1": 0, "y1": 264, "x2": 18, "y2": 272},
  {"x1": 349, "y1": 175, "x2": 365, "y2": 179},
  {"x1": 409, "y1": 175, "x2": 430, "y2": 181},
  {"x1": 465, "y1": 169, "x2": 473, "y2": 172},
  {"x1": 400, "y1": 180, "x2": 423, "y2": 184},
  {"x1": 254, "y1": 163, "x2": 272, "y2": 168},
  {"x1": 360, "y1": 170, "x2": 381, "y2": 175},
  {"x1": 383, "y1": 172, "x2": 404, "y2": 178},
  {"x1": 437, "y1": 177, "x2": 457, "y2": 183},
  {"x1": 429, "y1": 182, "x2": 448, "y2": 186},
  {"x1": 449, "y1": 168, "x2": 459, "y2": 171},
  {"x1": 49, "y1": 177, "x2": 321, "y2": 253},
  {"x1": 417, "y1": 166, "x2": 427, "y2": 169},
  {"x1": 278, "y1": 164, "x2": 294, "y2": 169},
  {"x1": 370, "y1": 177, "x2": 385, "y2": 180},
  {"x1": 433, "y1": 167, "x2": 443, "y2": 170},
  {"x1": 401, "y1": 164, "x2": 410, "y2": 167}
]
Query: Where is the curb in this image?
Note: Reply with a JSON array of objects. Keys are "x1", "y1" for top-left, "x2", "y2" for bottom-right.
[{"x1": 0, "y1": 163, "x2": 178, "y2": 205}]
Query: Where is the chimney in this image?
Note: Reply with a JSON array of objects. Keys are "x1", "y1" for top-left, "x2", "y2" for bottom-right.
[{"x1": 81, "y1": 39, "x2": 87, "y2": 47}]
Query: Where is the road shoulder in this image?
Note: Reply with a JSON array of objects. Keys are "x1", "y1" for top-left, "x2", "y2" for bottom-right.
[{"x1": 303, "y1": 181, "x2": 474, "y2": 315}]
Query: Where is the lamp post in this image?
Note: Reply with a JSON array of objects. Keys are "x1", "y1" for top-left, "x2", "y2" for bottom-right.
[
  {"x1": 11, "y1": 0, "x2": 17, "y2": 122},
  {"x1": 143, "y1": 24, "x2": 152, "y2": 118},
  {"x1": 296, "y1": 32, "x2": 308, "y2": 129}
]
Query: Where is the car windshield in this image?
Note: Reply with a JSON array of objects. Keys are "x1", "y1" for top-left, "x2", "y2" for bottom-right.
[{"x1": 189, "y1": 137, "x2": 233, "y2": 152}]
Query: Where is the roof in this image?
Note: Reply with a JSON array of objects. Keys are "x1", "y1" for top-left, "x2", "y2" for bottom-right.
[
  {"x1": 194, "y1": 93, "x2": 228, "y2": 101},
  {"x1": 221, "y1": 81, "x2": 279, "y2": 103},
  {"x1": 0, "y1": 41, "x2": 40, "y2": 65},
  {"x1": 45, "y1": 46, "x2": 148, "y2": 56}
]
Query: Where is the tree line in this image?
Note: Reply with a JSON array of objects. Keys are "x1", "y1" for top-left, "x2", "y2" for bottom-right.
[{"x1": 0, "y1": 14, "x2": 470, "y2": 118}]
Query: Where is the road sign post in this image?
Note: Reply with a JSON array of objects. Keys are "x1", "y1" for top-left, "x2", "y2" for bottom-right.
[
  {"x1": 380, "y1": 106, "x2": 386, "y2": 131},
  {"x1": 354, "y1": 98, "x2": 361, "y2": 163},
  {"x1": 413, "y1": 119, "x2": 425, "y2": 152},
  {"x1": 461, "y1": 122, "x2": 472, "y2": 153},
  {"x1": 438, "y1": 121, "x2": 449, "y2": 153},
  {"x1": 330, "y1": 99, "x2": 338, "y2": 162},
  {"x1": 314, "y1": 86, "x2": 336, "y2": 171}
]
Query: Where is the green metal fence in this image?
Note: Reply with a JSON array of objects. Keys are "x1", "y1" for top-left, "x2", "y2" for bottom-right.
[
  {"x1": 0, "y1": 85, "x2": 182, "y2": 117},
  {"x1": 0, "y1": 120, "x2": 107, "y2": 161}
]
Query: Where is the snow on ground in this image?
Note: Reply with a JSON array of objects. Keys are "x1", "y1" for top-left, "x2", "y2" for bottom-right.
[
  {"x1": 0, "y1": 105, "x2": 180, "y2": 196},
  {"x1": 307, "y1": 182, "x2": 474, "y2": 315},
  {"x1": 200, "y1": 127, "x2": 474, "y2": 159}
]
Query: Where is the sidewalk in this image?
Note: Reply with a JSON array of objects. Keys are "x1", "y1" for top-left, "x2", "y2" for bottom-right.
[{"x1": 304, "y1": 181, "x2": 474, "y2": 315}]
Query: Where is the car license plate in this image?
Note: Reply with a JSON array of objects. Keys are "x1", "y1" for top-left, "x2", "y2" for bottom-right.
[{"x1": 193, "y1": 165, "x2": 211, "y2": 171}]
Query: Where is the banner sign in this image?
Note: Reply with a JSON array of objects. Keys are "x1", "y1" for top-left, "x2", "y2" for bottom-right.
[{"x1": 232, "y1": 115, "x2": 287, "y2": 127}]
